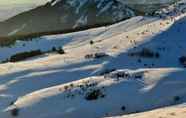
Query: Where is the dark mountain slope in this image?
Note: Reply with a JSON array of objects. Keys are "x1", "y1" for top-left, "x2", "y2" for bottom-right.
[{"x1": 0, "y1": 0, "x2": 135, "y2": 38}]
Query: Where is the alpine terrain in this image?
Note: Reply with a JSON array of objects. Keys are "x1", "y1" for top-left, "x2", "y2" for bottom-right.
[{"x1": 0, "y1": 0, "x2": 186, "y2": 118}]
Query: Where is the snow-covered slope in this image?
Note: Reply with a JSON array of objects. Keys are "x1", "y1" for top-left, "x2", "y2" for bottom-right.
[
  {"x1": 2, "y1": 68, "x2": 186, "y2": 118},
  {"x1": 107, "y1": 104, "x2": 186, "y2": 118},
  {"x1": 0, "y1": 1, "x2": 186, "y2": 118}
]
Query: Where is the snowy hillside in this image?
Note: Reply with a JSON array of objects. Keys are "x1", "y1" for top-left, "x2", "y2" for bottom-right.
[
  {"x1": 2, "y1": 68, "x2": 186, "y2": 118},
  {"x1": 0, "y1": 1, "x2": 186, "y2": 118},
  {"x1": 107, "y1": 104, "x2": 186, "y2": 118}
]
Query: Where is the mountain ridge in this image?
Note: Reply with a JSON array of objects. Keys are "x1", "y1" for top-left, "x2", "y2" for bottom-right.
[{"x1": 0, "y1": 0, "x2": 135, "y2": 38}]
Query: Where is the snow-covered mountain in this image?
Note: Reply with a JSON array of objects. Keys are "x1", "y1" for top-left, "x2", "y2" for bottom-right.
[
  {"x1": 0, "y1": 0, "x2": 135, "y2": 37},
  {"x1": 0, "y1": 0, "x2": 179, "y2": 38},
  {"x1": 0, "y1": 1, "x2": 186, "y2": 118},
  {"x1": 0, "y1": 0, "x2": 186, "y2": 118}
]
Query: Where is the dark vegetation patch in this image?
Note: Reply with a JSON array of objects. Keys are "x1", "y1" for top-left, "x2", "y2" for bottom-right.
[
  {"x1": 89, "y1": 40, "x2": 94, "y2": 45},
  {"x1": 57, "y1": 47, "x2": 65, "y2": 54},
  {"x1": 137, "y1": 58, "x2": 142, "y2": 63},
  {"x1": 9, "y1": 101, "x2": 15, "y2": 106},
  {"x1": 94, "y1": 53, "x2": 109, "y2": 59},
  {"x1": 85, "y1": 89, "x2": 105, "y2": 101},
  {"x1": 2, "y1": 46, "x2": 65, "y2": 63},
  {"x1": 52, "y1": 47, "x2": 65, "y2": 54},
  {"x1": 99, "y1": 68, "x2": 116, "y2": 75},
  {"x1": 179, "y1": 56, "x2": 186, "y2": 67},
  {"x1": 60, "y1": 80, "x2": 106, "y2": 101},
  {"x1": 9, "y1": 50, "x2": 43, "y2": 62},
  {"x1": 0, "y1": 34, "x2": 38, "y2": 47},
  {"x1": 85, "y1": 52, "x2": 109, "y2": 59},
  {"x1": 103, "y1": 70, "x2": 147, "y2": 82},
  {"x1": 104, "y1": 71, "x2": 130, "y2": 79},
  {"x1": 128, "y1": 48, "x2": 160, "y2": 59},
  {"x1": 173, "y1": 96, "x2": 181, "y2": 102},
  {"x1": 134, "y1": 74, "x2": 143, "y2": 79},
  {"x1": 10, "y1": 107, "x2": 19, "y2": 117},
  {"x1": 0, "y1": 37, "x2": 17, "y2": 47},
  {"x1": 85, "y1": 54, "x2": 94, "y2": 59},
  {"x1": 121, "y1": 106, "x2": 126, "y2": 111}
]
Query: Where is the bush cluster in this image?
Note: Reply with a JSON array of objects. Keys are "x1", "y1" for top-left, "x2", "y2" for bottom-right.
[
  {"x1": 85, "y1": 52, "x2": 109, "y2": 59},
  {"x1": 1, "y1": 46, "x2": 66, "y2": 63},
  {"x1": 179, "y1": 56, "x2": 186, "y2": 67},
  {"x1": 10, "y1": 107, "x2": 19, "y2": 117},
  {"x1": 128, "y1": 48, "x2": 160, "y2": 58},
  {"x1": 9, "y1": 50, "x2": 43, "y2": 62},
  {"x1": 85, "y1": 89, "x2": 105, "y2": 101}
]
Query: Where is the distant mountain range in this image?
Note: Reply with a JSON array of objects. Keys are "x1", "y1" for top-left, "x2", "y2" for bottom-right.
[
  {"x1": 0, "y1": 0, "x2": 135, "y2": 38},
  {"x1": 0, "y1": 0, "x2": 178, "y2": 38}
]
